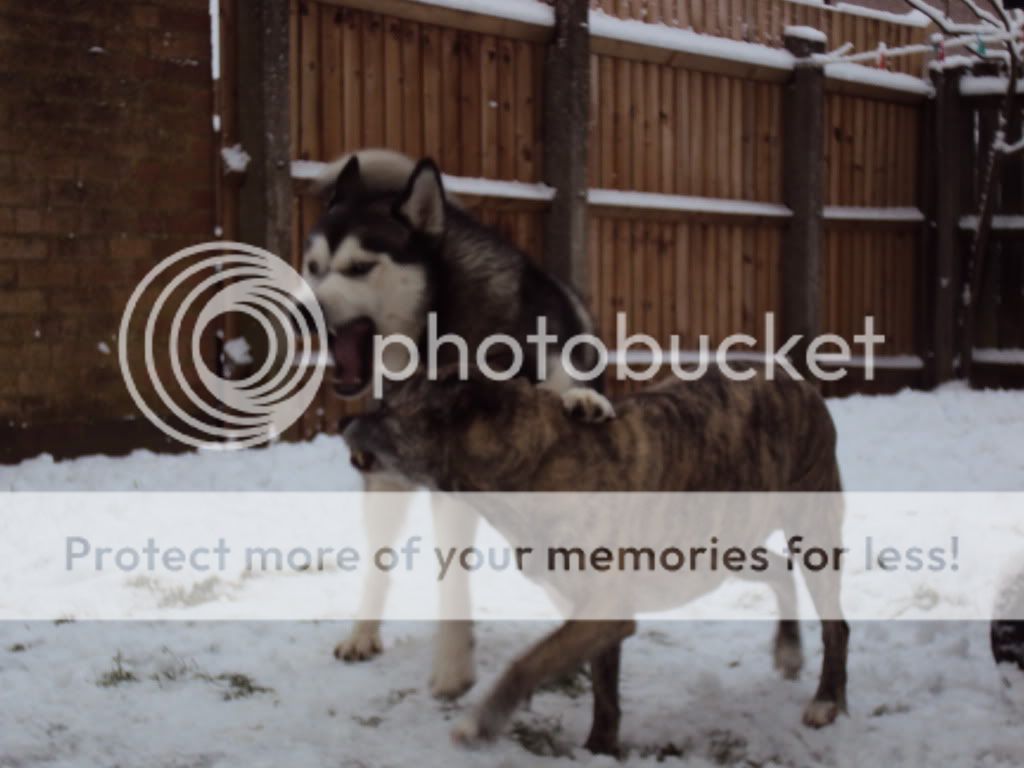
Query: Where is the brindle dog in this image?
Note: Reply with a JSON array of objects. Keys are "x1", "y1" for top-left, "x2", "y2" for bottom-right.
[{"x1": 343, "y1": 368, "x2": 848, "y2": 755}]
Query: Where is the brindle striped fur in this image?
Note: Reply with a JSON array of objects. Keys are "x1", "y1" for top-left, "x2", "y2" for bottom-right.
[{"x1": 344, "y1": 368, "x2": 849, "y2": 754}]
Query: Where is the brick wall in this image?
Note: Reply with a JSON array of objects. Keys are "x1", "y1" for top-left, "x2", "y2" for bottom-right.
[{"x1": 0, "y1": 0, "x2": 215, "y2": 460}]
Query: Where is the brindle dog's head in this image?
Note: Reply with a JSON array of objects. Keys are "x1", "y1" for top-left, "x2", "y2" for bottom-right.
[{"x1": 342, "y1": 369, "x2": 560, "y2": 491}]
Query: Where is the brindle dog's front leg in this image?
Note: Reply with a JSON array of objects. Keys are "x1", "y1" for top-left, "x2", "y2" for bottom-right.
[
  {"x1": 540, "y1": 355, "x2": 617, "y2": 423},
  {"x1": 452, "y1": 619, "x2": 636, "y2": 747}
]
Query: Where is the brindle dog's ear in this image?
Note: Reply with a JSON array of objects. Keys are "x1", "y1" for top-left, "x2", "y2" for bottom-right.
[
  {"x1": 453, "y1": 377, "x2": 505, "y2": 419},
  {"x1": 327, "y1": 156, "x2": 366, "y2": 208},
  {"x1": 394, "y1": 159, "x2": 446, "y2": 237}
]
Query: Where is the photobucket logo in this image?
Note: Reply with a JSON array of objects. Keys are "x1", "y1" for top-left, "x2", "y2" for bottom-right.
[
  {"x1": 118, "y1": 242, "x2": 327, "y2": 450},
  {"x1": 371, "y1": 312, "x2": 885, "y2": 397}
]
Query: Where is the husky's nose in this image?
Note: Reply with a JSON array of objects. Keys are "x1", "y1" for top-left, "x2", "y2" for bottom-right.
[{"x1": 350, "y1": 449, "x2": 376, "y2": 472}]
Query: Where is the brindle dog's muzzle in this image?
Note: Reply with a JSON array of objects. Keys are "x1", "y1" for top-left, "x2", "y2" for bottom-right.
[{"x1": 350, "y1": 449, "x2": 376, "y2": 472}]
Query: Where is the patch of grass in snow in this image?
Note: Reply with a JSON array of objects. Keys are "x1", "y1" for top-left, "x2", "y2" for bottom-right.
[
  {"x1": 195, "y1": 672, "x2": 274, "y2": 701},
  {"x1": 705, "y1": 729, "x2": 748, "y2": 765},
  {"x1": 98, "y1": 652, "x2": 138, "y2": 687},
  {"x1": 8, "y1": 643, "x2": 27, "y2": 653},
  {"x1": 638, "y1": 740, "x2": 692, "y2": 762},
  {"x1": 643, "y1": 628, "x2": 677, "y2": 647},
  {"x1": 150, "y1": 647, "x2": 202, "y2": 684},
  {"x1": 871, "y1": 702, "x2": 911, "y2": 717},
  {"x1": 352, "y1": 714, "x2": 383, "y2": 728},
  {"x1": 127, "y1": 575, "x2": 235, "y2": 608},
  {"x1": 148, "y1": 648, "x2": 275, "y2": 701},
  {"x1": 509, "y1": 716, "x2": 572, "y2": 758},
  {"x1": 383, "y1": 687, "x2": 417, "y2": 709},
  {"x1": 537, "y1": 665, "x2": 590, "y2": 700}
]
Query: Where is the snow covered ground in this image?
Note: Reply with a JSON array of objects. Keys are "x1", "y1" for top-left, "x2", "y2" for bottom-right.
[{"x1": 2, "y1": 384, "x2": 1024, "y2": 767}]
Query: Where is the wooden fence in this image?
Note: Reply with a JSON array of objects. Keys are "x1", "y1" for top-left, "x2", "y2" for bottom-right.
[
  {"x1": 960, "y1": 82, "x2": 1024, "y2": 388},
  {"x1": 215, "y1": 0, "x2": 1022, "y2": 440}
]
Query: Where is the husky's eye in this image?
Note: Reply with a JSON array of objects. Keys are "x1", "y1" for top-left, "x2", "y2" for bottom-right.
[{"x1": 341, "y1": 261, "x2": 378, "y2": 278}]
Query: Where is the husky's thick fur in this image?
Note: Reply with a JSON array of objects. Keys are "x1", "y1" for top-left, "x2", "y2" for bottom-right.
[
  {"x1": 302, "y1": 149, "x2": 612, "y2": 696},
  {"x1": 344, "y1": 369, "x2": 849, "y2": 754}
]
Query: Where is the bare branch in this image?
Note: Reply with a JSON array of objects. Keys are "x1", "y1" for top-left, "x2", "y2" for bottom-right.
[
  {"x1": 962, "y1": 0, "x2": 1002, "y2": 29},
  {"x1": 905, "y1": 0, "x2": 994, "y2": 36}
]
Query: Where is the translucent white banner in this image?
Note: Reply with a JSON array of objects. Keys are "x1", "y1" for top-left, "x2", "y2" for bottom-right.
[{"x1": 1, "y1": 492, "x2": 1022, "y2": 621}]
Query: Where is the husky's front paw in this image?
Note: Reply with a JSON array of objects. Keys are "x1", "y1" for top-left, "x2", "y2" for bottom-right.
[
  {"x1": 430, "y1": 657, "x2": 475, "y2": 700},
  {"x1": 430, "y1": 627, "x2": 476, "y2": 699},
  {"x1": 334, "y1": 624, "x2": 382, "y2": 662},
  {"x1": 562, "y1": 388, "x2": 616, "y2": 423}
]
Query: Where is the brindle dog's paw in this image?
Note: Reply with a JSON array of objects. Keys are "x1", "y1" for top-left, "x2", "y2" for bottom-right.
[
  {"x1": 450, "y1": 710, "x2": 498, "y2": 748},
  {"x1": 583, "y1": 732, "x2": 621, "y2": 757},
  {"x1": 562, "y1": 388, "x2": 616, "y2": 423},
  {"x1": 802, "y1": 698, "x2": 840, "y2": 728},
  {"x1": 773, "y1": 641, "x2": 804, "y2": 680}
]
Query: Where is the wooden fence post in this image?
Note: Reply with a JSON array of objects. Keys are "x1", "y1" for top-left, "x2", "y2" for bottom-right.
[
  {"x1": 237, "y1": 0, "x2": 292, "y2": 258},
  {"x1": 782, "y1": 31, "x2": 826, "y2": 380},
  {"x1": 925, "y1": 64, "x2": 967, "y2": 387},
  {"x1": 543, "y1": 0, "x2": 590, "y2": 295}
]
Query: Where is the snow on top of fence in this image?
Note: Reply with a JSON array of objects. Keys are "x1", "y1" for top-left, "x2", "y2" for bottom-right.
[
  {"x1": 785, "y1": 25, "x2": 828, "y2": 45},
  {"x1": 960, "y1": 213, "x2": 1024, "y2": 230},
  {"x1": 290, "y1": 160, "x2": 556, "y2": 202},
  {"x1": 442, "y1": 176, "x2": 556, "y2": 201},
  {"x1": 972, "y1": 348, "x2": 1024, "y2": 366},
  {"x1": 290, "y1": 160, "x2": 325, "y2": 181},
  {"x1": 960, "y1": 76, "x2": 1024, "y2": 97},
  {"x1": 588, "y1": 189, "x2": 793, "y2": 218},
  {"x1": 824, "y1": 206, "x2": 926, "y2": 223},
  {"x1": 588, "y1": 9, "x2": 931, "y2": 96},
  {"x1": 588, "y1": 9, "x2": 795, "y2": 72},
  {"x1": 784, "y1": 0, "x2": 931, "y2": 28},
  {"x1": 410, "y1": 0, "x2": 554, "y2": 27},
  {"x1": 824, "y1": 61, "x2": 934, "y2": 97},
  {"x1": 929, "y1": 55, "x2": 975, "y2": 72}
]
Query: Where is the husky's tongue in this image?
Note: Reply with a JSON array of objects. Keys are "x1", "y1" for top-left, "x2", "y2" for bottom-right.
[{"x1": 331, "y1": 317, "x2": 375, "y2": 396}]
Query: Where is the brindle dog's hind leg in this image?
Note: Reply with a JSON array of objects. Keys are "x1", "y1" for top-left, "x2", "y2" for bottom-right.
[
  {"x1": 802, "y1": 567, "x2": 849, "y2": 728},
  {"x1": 736, "y1": 550, "x2": 804, "y2": 680},
  {"x1": 584, "y1": 642, "x2": 624, "y2": 756},
  {"x1": 795, "y1": 503, "x2": 849, "y2": 726}
]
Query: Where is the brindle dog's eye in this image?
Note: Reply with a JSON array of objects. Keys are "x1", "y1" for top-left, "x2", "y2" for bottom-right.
[{"x1": 341, "y1": 261, "x2": 378, "y2": 278}]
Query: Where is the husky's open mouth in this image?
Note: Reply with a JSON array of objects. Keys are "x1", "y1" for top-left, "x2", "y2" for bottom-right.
[{"x1": 330, "y1": 316, "x2": 376, "y2": 397}]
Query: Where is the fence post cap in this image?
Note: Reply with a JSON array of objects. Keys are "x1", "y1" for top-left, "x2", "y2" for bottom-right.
[
  {"x1": 784, "y1": 28, "x2": 827, "y2": 57},
  {"x1": 928, "y1": 60, "x2": 970, "y2": 84}
]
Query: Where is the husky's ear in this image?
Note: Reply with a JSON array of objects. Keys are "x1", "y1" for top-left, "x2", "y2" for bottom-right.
[
  {"x1": 327, "y1": 156, "x2": 365, "y2": 208},
  {"x1": 394, "y1": 159, "x2": 446, "y2": 237}
]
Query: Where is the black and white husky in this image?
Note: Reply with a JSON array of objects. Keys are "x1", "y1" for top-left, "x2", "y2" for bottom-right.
[{"x1": 302, "y1": 148, "x2": 613, "y2": 697}]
